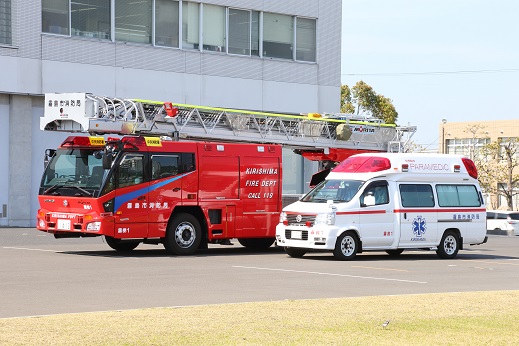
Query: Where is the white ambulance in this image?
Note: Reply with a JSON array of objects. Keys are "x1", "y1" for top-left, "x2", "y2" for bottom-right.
[{"x1": 276, "y1": 153, "x2": 488, "y2": 260}]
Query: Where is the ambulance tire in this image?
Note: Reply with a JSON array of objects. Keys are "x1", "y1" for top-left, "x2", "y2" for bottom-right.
[
  {"x1": 238, "y1": 238, "x2": 275, "y2": 250},
  {"x1": 164, "y1": 213, "x2": 202, "y2": 255},
  {"x1": 333, "y1": 231, "x2": 359, "y2": 260},
  {"x1": 436, "y1": 230, "x2": 460, "y2": 259},
  {"x1": 104, "y1": 236, "x2": 139, "y2": 252},
  {"x1": 386, "y1": 249, "x2": 404, "y2": 257},
  {"x1": 284, "y1": 247, "x2": 306, "y2": 258}
]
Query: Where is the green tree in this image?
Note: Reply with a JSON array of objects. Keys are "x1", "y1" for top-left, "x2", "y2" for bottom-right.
[{"x1": 340, "y1": 81, "x2": 398, "y2": 124}]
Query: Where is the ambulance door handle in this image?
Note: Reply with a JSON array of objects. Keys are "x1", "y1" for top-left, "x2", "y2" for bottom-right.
[
  {"x1": 404, "y1": 212, "x2": 407, "y2": 219},
  {"x1": 172, "y1": 187, "x2": 181, "y2": 192}
]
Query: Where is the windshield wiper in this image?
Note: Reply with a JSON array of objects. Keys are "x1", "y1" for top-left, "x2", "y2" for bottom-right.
[
  {"x1": 44, "y1": 184, "x2": 64, "y2": 195},
  {"x1": 43, "y1": 184, "x2": 92, "y2": 197}
]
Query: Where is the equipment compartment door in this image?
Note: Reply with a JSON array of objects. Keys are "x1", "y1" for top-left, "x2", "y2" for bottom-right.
[{"x1": 239, "y1": 156, "x2": 281, "y2": 237}]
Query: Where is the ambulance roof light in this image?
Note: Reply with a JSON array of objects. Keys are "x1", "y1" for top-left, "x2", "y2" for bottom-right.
[
  {"x1": 462, "y1": 157, "x2": 478, "y2": 179},
  {"x1": 333, "y1": 156, "x2": 391, "y2": 173}
]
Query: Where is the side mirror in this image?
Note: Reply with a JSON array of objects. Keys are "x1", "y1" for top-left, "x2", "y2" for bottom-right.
[
  {"x1": 102, "y1": 149, "x2": 113, "y2": 169},
  {"x1": 363, "y1": 192, "x2": 376, "y2": 207},
  {"x1": 44, "y1": 149, "x2": 56, "y2": 169}
]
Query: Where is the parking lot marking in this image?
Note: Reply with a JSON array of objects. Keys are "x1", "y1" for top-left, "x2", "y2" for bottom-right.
[
  {"x1": 3, "y1": 246, "x2": 62, "y2": 253},
  {"x1": 465, "y1": 259, "x2": 519, "y2": 266},
  {"x1": 351, "y1": 265, "x2": 409, "y2": 272},
  {"x1": 233, "y1": 266, "x2": 427, "y2": 284}
]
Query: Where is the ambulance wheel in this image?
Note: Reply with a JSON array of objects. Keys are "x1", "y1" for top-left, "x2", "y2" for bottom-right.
[
  {"x1": 284, "y1": 247, "x2": 306, "y2": 258},
  {"x1": 386, "y1": 249, "x2": 404, "y2": 257},
  {"x1": 333, "y1": 231, "x2": 359, "y2": 260},
  {"x1": 436, "y1": 230, "x2": 460, "y2": 259},
  {"x1": 238, "y1": 238, "x2": 275, "y2": 250},
  {"x1": 164, "y1": 213, "x2": 202, "y2": 255},
  {"x1": 104, "y1": 236, "x2": 139, "y2": 252}
]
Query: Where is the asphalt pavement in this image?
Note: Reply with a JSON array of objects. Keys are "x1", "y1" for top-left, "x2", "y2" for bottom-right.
[{"x1": 1, "y1": 228, "x2": 518, "y2": 318}]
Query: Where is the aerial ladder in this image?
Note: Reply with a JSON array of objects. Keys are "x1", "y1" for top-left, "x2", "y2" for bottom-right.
[{"x1": 40, "y1": 92, "x2": 416, "y2": 163}]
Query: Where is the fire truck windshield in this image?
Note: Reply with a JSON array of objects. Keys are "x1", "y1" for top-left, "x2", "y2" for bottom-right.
[
  {"x1": 301, "y1": 179, "x2": 364, "y2": 203},
  {"x1": 39, "y1": 148, "x2": 107, "y2": 197}
]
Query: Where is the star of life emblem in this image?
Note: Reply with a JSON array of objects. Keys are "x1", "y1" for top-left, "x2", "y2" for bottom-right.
[{"x1": 412, "y1": 216, "x2": 427, "y2": 237}]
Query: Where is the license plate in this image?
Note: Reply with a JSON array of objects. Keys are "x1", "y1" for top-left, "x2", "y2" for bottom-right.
[
  {"x1": 291, "y1": 230, "x2": 302, "y2": 239},
  {"x1": 57, "y1": 219, "x2": 71, "y2": 231}
]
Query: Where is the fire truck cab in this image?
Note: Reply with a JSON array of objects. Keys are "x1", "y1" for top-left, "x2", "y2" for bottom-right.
[
  {"x1": 276, "y1": 153, "x2": 488, "y2": 260},
  {"x1": 37, "y1": 135, "x2": 282, "y2": 254}
]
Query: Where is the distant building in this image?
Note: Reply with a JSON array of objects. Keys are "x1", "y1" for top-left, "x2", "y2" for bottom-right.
[{"x1": 439, "y1": 119, "x2": 519, "y2": 210}]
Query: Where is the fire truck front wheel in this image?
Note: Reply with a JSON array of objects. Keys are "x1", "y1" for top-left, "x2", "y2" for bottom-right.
[{"x1": 164, "y1": 213, "x2": 202, "y2": 255}]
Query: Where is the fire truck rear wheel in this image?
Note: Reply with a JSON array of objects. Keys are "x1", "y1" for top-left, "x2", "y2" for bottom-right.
[
  {"x1": 164, "y1": 213, "x2": 202, "y2": 255},
  {"x1": 237, "y1": 238, "x2": 275, "y2": 250},
  {"x1": 333, "y1": 231, "x2": 359, "y2": 260},
  {"x1": 104, "y1": 236, "x2": 139, "y2": 252}
]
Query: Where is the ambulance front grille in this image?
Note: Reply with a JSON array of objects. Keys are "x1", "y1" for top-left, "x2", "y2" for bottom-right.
[{"x1": 286, "y1": 214, "x2": 315, "y2": 226}]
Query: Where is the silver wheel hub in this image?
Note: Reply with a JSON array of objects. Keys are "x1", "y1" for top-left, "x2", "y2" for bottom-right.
[
  {"x1": 443, "y1": 235, "x2": 456, "y2": 255},
  {"x1": 340, "y1": 236, "x2": 355, "y2": 256},
  {"x1": 175, "y1": 222, "x2": 196, "y2": 248}
]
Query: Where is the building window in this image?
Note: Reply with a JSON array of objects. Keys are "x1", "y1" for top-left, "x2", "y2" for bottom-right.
[
  {"x1": 263, "y1": 12, "x2": 293, "y2": 60},
  {"x1": 42, "y1": 0, "x2": 70, "y2": 35},
  {"x1": 227, "y1": 9, "x2": 260, "y2": 56},
  {"x1": 71, "y1": 0, "x2": 111, "y2": 39},
  {"x1": 202, "y1": 4, "x2": 225, "y2": 52},
  {"x1": 182, "y1": 1, "x2": 199, "y2": 49},
  {"x1": 446, "y1": 138, "x2": 489, "y2": 157},
  {"x1": 0, "y1": 0, "x2": 11, "y2": 45},
  {"x1": 39, "y1": 2, "x2": 316, "y2": 62},
  {"x1": 296, "y1": 17, "x2": 316, "y2": 62},
  {"x1": 155, "y1": 0, "x2": 179, "y2": 47},
  {"x1": 115, "y1": 0, "x2": 152, "y2": 44}
]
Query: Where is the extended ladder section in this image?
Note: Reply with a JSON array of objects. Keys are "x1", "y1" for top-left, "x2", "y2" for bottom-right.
[{"x1": 41, "y1": 93, "x2": 416, "y2": 152}]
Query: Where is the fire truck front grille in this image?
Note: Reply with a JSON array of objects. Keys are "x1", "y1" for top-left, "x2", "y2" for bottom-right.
[
  {"x1": 286, "y1": 214, "x2": 315, "y2": 226},
  {"x1": 285, "y1": 230, "x2": 309, "y2": 240}
]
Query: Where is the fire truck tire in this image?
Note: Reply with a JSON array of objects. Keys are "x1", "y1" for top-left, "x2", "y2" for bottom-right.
[
  {"x1": 104, "y1": 236, "x2": 139, "y2": 252},
  {"x1": 333, "y1": 231, "x2": 358, "y2": 260},
  {"x1": 436, "y1": 230, "x2": 460, "y2": 259},
  {"x1": 237, "y1": 238, "x2": 275, "y2": 250},
  {"x1": 284, "y1": 247, "x2": 306, "y2": 258},
  {"x1": 164, "y1": 213, "x2": 202, "y2": 255}
]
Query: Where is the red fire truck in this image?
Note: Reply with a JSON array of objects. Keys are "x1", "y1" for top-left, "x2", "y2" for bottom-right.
[
  {"x1": 37, "y1": 136, "x2": 281, "y2": 254},
  {"x1": 36, "y1": 93, "x2": 414, "y2": 254}
]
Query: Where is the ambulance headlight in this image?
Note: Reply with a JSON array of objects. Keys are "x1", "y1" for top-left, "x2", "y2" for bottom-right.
[
  {"x1": 315, "y1": 212, "x2": 336, "y2": 225},
  {"x1": 279, "y1": 211, "x2": 287, "y2": 223},
  {"x1": 86, "y1": 222, "x2": 101, "y2": 231}
]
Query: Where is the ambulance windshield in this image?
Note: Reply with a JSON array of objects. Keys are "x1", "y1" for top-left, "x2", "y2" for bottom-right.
[
  {"x1": 301, "y1": 179, "x2": 364, "y2": 203},
  {"x1": 39, "y1": 148, "x2": 106, "y2": 197}
]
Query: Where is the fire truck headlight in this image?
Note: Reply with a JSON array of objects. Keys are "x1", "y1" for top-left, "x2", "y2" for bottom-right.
[
  {"x1": 315, "y1": 212, "x2": 336, "y2": 226},
  {"x1": 279, "y1": 211, "x2": 287, "y2": 223},
  {"x1": 39, "y1": 219, "x2": 46, "y2": 228},
  {"x1": 86, "y1": 222, "x2": 101, "y2": 232}
]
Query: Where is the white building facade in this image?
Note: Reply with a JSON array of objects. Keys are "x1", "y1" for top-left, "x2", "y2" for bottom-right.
[{"x1": 0, "y1": 0, "x2": 342, "y2": 226}]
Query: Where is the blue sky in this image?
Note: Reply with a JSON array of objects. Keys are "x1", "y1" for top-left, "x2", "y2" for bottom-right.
[{"x1": 341, "y1": 0, "x2": 519, "y2": 150}]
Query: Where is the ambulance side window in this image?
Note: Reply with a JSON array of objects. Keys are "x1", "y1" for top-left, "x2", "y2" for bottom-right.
[
  {"x1": 436, "y1": 185, "x2": 481, "y2": 207},
  {"x1": 360, "y1": 181, "x2": 389, "y2": 207},
  {"x1": 399, "y1": 184, "x2": 435, "y2": 207}
]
